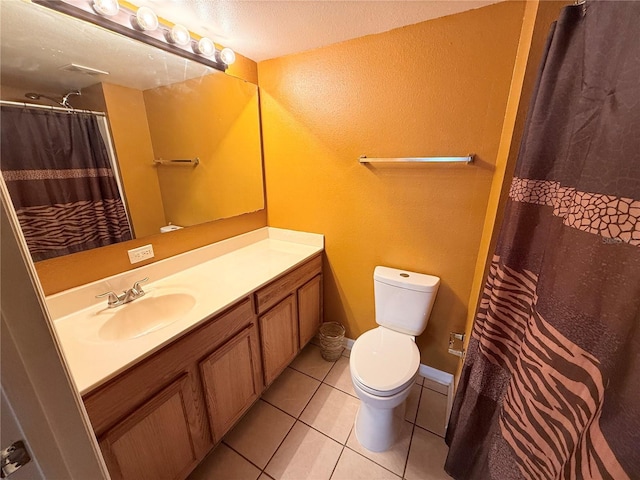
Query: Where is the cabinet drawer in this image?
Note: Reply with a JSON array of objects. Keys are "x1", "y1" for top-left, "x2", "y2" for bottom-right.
[{"x1": 255, "y1": 255, "x2": 322, "y2": 314}]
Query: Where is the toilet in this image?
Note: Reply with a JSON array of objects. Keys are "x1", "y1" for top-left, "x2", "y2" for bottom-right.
[{"x1": 350, "y1": 266, "x2": 440, "y2": 452}]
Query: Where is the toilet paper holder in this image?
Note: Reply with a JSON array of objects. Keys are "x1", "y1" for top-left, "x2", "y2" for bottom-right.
[{"x1": 448, "y1": 332, "x2": 465, "y2": 358}]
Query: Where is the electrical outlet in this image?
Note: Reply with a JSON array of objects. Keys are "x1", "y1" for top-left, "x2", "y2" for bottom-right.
[{"x1": 128, "y1": 244, "x2": 154, "y2": 264}]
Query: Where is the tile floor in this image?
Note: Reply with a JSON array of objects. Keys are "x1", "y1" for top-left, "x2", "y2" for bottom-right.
[{"x1": 189, "y1": 343, "x2": 452, "y2": 480}]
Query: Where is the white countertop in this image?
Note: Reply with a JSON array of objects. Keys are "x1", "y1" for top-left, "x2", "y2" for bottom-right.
[{"x1": 47, "y1": 228, "x2": 323, "y2": 395}]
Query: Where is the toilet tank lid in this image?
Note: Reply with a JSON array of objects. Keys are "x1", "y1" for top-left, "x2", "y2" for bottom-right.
[{"x1": 374, "y1": 266, "x2": 440, "y2": 292}]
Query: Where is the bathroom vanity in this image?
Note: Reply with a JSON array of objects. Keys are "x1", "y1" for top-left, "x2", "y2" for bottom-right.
[{"x1": 46, "y1": 228, "x2": 323, "y2": 480}]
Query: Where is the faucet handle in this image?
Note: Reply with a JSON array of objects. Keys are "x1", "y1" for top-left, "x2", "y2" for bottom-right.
[
  {"x1": 132, "y1": 277, "x2": 149, "y2": 295},
  {"x1": 96, "y1": 291, "x2": 121, "y2": 307}
]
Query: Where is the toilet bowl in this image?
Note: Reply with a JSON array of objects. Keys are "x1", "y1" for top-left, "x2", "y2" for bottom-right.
[
  {"x1": 350, "y1": 327, "x2": 420, "y2": 451},
  {"x1": 349, "y1": 266, "x2": 440, "y2": 452}
]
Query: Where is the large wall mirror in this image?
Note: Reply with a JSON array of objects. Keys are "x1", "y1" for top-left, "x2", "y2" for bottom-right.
[{"x1": 0, "y1": 1, "x2": 264, "y2": 261}]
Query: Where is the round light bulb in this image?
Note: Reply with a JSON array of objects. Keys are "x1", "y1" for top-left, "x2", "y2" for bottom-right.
[
  {"x1": 133, "y1": 6, "x2": 158, "y2": 31},
  {"x1": 219, "y1": 47, "x2": 236, "y2": 65},
  {"x1": 193, "y1": 37, "x2": 215, "y2": 56},
  {"x1": 167, "y1": 24, "x2": 190, "y2": 46},
  {"x1": 92, "y1": 0, "x2": 119, "y2": 16}
]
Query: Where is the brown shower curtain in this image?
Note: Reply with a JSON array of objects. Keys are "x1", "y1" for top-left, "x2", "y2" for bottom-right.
[
  {"x1": 445, "y1": 2, "x2": 640, "y2": 479},
  {"x1": 1, "y1": 106, "x2": 132, "y2": 261}
]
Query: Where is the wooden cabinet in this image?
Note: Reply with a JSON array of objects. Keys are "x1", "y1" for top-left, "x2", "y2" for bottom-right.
[
  {"x1": 255, "y1": 255, "x2": 323, "y2": 386},
  {"x1": 259, "y1": 295, "x2": 299, "y2": 385},
  {"x1": 83, "y1": 299, "x2": 259, "y2": 480},
  {"x1": 82, "y1": 253, "x2": 322, "y2": 479},
  {"x1": 298, "y1": 274, "x2": 322, "y2": 348},
  {"x1": 98, "y1": 375, "x2": 199, "y2": 480},
  {"x1": 200, "y1": 324, "x2": 262, "y2": 442}
]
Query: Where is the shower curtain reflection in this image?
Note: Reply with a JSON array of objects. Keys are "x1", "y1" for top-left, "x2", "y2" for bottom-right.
[{"x1": 0, "y1": 106, "x2": 132, "y2": 261}]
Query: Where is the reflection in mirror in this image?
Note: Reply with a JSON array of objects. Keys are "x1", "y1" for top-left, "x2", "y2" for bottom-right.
[
  {"x1": 0, "y1": 0, "x2": 264, "y2": 261},
  {"x1": 0, "y1": 105, "x2": 133, "y2": 261}
]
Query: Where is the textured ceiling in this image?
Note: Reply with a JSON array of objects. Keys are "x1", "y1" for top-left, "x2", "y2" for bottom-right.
[
  {"x1": 128, "y1": 1, "x2": 504, "y2": 62},
  {"x1": 0, "y1": 0, "x2": 503, "y2": 97}
]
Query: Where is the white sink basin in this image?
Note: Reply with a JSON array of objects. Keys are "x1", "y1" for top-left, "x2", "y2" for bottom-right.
[{"x1": 98, "y1": 291, "x2": 196, "y2": 341}]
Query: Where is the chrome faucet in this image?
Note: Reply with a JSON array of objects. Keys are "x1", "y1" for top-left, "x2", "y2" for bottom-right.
[{"x1": 96, "y1": 278, "x2": 149, "y2": 308}]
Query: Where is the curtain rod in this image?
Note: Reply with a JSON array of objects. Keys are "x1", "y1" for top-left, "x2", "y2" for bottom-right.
[{"x1": 0, "y1": 100, "x2": 106, "y2": 117}]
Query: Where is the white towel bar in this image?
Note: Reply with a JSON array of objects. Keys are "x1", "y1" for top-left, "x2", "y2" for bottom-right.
[{"x1": 359, "y1": 155, "x2": 473, "y2": 164}]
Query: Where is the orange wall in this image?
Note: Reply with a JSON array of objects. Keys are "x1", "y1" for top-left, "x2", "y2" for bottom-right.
[
  {"x1": 101, "y1": 83, "x2": 167, "y2": 237},
  {"x1": 144, "y1": 73, "x2": 263, "y2": 225},
  {"x1": 258, "y1": 1, "x2": 527, "y2": 373}
]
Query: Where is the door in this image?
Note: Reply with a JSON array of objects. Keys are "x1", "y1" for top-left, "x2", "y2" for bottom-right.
[{"x1": 1, "y1": 197, "x2": 109, "y2": 479}]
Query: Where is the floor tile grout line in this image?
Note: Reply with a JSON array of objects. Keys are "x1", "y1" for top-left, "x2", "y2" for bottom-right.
[
  {"x1": 338, "y1": 405, "x2": 415, "y2": 477},
  {"x1": 414, "y1": 386, "x2": 447, "y2": 438},
  {"x1": 219, "y1": 439, "x2": 267, "y2": 474},
  {"x1": 414, "y1": 423, "x2": 446, "y2": 437},
  {"x1": 298, "y1": 382, "x2": 357, "y2": 444},
  {"x1": 402, "y1": 384, "x2": 423, "y2": 480},
  {"x1": 262, "y1": 376, "x2": 323, "y2": 420},
  {"x1": 297, "y1": 416, "x2": 351, "y2": 446},
  {"x1": 252, "y1": 383, "x2": 347, "y2": 478},
  {"x1": 342, "y1": 444, "x2": 404, "y2": 479},
  {"x1": 329, "y1": 443, "x2": 347, "y2": 480},
  {"x1": 401, "y1": 422, "x2": 418, "y2": 480},
  {"x1": 338, "y1": 413, "x2": 419, "y2": 476},
  {"x1": 263, "y1": 366, "x2": 426, "y2": 475},
  {"x1": 218, "y1": 383, "x2": 428, "y2": 479},
  {"x1": 218, "y1": 418, "x2": 403, "y2": 480},
  {"x1": 259, "y1": 418, "x2": 298, "y2": 478},
  {"x1": 221, "y1": 348, "x2": 440, "y2": 479},
  {"x1": 262, "y1": 378, "x2": 353, "y2": 446},
  {"x1": 296, "y1": 382, "x2": 361, "y2": 445},
  {"x1": 223, "y1": 410, "x2": 299, "y2": 478},
  {"x1": 323, "y1": 385, "x2": 358, "y2": 399},
  {"x1": 321, "y1": 378, "x2": 359, "y2": 399},
  {"x1": 289, "y1": 358, "x2": 336, "y2": 383},
  {"x1": 328, "y1": 423, "x2": 355, "y2": 479},
  {"x1": 423, "y1": 383, "x2": 449, "y2": 396}
]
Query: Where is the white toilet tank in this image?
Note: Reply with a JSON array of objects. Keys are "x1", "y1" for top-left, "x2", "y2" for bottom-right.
[{"x1": 374, "y1": 266, "x2": 440, "y2": 336}]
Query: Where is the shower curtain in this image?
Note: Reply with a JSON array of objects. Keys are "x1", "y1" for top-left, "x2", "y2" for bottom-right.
[
  {"x1": 1, "y1": 106, "x2": 132, "y2": 261},
  {"x1": 445, "y1": 2, "x2": 640, "y2": 479}
]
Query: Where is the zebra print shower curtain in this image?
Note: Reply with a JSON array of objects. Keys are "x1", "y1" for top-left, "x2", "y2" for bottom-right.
[
  {"x1": 1, "y1": 106, "x2": 132, "y2": 261},
  {"x1": 445, "y1": 2, "x2": 640, "y2": 479}
]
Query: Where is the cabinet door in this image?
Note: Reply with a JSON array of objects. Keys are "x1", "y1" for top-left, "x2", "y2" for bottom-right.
[
  {"x1": 98, "y1": 374, "x2": 199, "y2": 480},
  {"x1": 199, "y1": 324, "x2": 262, "y2": 442},
  {"x1": 259, "y1": 295, "x2": 299, "y2": 386},
  {"x1": 298, "y1": 274, "x2": 323, "y2": 348}
]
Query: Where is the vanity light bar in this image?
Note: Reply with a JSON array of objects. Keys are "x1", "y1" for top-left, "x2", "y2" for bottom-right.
[
  {"x1": 33, "y1": 0, "x2": 233, "y2": 72},
  {"x1": 131, "y1": 6, "x2": 159, "y2": 32}
]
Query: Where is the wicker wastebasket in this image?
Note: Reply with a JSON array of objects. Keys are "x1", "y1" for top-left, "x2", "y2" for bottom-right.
[{"x1": 319, "y1": 322, "x2": 345, "y2": 361}]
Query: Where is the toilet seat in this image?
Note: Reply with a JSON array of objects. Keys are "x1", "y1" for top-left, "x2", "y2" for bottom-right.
[{"x1": 350, "y1": 327, "x2": 420, "y2": 397}]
